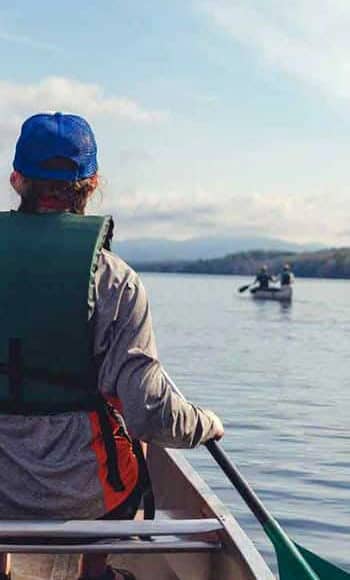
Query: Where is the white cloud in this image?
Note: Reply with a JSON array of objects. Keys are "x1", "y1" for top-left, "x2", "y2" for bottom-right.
[
  {"x1": 197, "y1": 0, "x2": 350, "y2": 101},
  {"x1": 0, "y1": 76, "x2": 168, "y2": 128},
  {"x1": 3, "y1": 149, "x2": 349, "y2": 244},
  {"x1": 0, "y1": 76, "x2": 168, "y2": 177},
  {"x1": 96, "y1": 185, "x2": 350, "y2": 245}
]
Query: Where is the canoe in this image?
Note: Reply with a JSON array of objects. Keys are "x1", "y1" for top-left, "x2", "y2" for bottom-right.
[
  {"x1": 250, "y1": 286, "x2": 292, "y2": 302},
  {"x1": 2, "y1": 445, "x2": 275, "y2": 579}
]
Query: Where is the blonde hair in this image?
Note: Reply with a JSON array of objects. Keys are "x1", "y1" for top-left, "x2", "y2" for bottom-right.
[{"x1": 17, "y1": 157, "x2": 99, "y2": 214}]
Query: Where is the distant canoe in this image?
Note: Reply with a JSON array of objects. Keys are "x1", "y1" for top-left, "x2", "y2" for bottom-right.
[{"x1": 250, "y1": 286, "x2": 292, "y2": 302}]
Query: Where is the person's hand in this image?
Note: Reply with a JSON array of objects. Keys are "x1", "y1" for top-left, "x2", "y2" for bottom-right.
[{"x1": 206, "y1": 410, "x2": 224, "y2": 441}]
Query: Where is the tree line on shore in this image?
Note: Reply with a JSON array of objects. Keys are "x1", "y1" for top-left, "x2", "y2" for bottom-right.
[{"x1": 131, "y1": 247, "x2": 350, "y2": 279}]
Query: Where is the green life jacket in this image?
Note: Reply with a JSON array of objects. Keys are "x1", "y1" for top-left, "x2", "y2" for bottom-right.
[
  {"x1": 0, "y1": 210, "x2": 113, "y2": 414},
  {"x1": 0, "y1": 210, "x2": 154, "y2": 501}
]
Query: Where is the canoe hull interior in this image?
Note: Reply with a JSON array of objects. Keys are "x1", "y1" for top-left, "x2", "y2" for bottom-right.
[{"x1": 7, "y1": 446, "x2": 275, "y2": 579}]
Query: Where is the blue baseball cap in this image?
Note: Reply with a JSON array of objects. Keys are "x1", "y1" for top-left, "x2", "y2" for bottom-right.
[{"x1": 13, "y1": 112, "x2": 98, "y2": 181}]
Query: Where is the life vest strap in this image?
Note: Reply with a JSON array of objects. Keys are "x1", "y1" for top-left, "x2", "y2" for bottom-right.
[
  {"x1": 95, "y1": 399, "x2": 125, "y2": 492},
  {"x1": 132, "y1": 440, "x2": 155, "y2": 520},
  {"x1": 0, "y1": 362, "x2": 91, "y2": 390},
  {"x1": 8, "y1": 338, "x2": 23, "y2": 406},
  {"x1": 0, "y1": 338, "x2": 100, "y2": 414}
]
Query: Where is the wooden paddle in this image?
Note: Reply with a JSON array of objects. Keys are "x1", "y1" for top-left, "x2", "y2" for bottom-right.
[{"x1": 238, "y1": 283, "x2": 254, "y2": 293}]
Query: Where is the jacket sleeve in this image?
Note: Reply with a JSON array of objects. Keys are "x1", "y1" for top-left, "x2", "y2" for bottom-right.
[{"x1": 94, "y1": 257, "x2": 220, "y2": 448}]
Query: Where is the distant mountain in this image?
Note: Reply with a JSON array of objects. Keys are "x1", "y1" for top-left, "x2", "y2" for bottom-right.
[
  {"x1": 113, "y1": 236, "x2": 323, "y2": 264},
  {"x1": 130, "y1": 248, "x2": 350, "y2": 279}
]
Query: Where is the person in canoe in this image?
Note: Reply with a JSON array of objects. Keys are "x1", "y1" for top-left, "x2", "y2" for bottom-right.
[
  {"x1": 0, "y1": 113, "x2": 224, "y2": 580},
  {"x1": 279, "y1": 263, "x2": 294, "y2": 286},
  {"x1": 254, "y1": 265, "x2": 276, "y2": 290}
]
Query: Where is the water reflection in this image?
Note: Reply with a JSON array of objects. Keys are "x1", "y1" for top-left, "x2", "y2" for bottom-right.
[
  {"x1": 279, "y1": 300, "x2": 292, "y2": 314},
  {"x1": 251, "y1": 296, "x2": 293, "y2": 314}
]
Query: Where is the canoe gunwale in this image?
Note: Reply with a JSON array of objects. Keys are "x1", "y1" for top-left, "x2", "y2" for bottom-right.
[{"x1": 148, "y1": 446, "x2": 275, "y2": 580}]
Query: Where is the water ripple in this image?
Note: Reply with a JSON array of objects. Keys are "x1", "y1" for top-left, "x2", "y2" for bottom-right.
[{"x1": 143, "y1": 273, "x2": 350, "y2": 572}]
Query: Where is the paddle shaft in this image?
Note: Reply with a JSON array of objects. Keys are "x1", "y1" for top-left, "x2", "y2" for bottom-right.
[
  {"x1": 239, "y1": 283, "x2": 254, "y2": 293},
  {"x1": 205, "y1": 441, "x2": 321, "y2": 579},
  {"x1": 163, "y1": 369, "x2": 321, "y2": 579},
  {"x1": 206, "y1": 440, "x2": 269, "y2": 527}
]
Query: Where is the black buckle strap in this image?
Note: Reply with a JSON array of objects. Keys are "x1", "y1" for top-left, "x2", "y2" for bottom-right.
[
  {"x1": 0, "y1": 338, "x2": 23, "y2": 405},
  {"x1": 96, "y1": 399, "x2": 125, "y2": 493},
  {"x1": 0, "y1": 340, "x2": 99, "y2": 414},
  {"x1": 0, "y1": 363, "x2": 88, "y2": 391},
  {"x1": 132, "y1": 440, "x2": 155, "y2": 520}
]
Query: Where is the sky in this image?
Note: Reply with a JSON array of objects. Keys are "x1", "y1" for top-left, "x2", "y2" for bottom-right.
[{"x1": 1, "y1": 0, "x2": 350, "y2": 245}]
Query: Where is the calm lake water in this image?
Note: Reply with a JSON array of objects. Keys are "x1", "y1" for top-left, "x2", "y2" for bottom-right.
[{"x1": 141, "y1": 272, "x2": 350, "y2": 574}]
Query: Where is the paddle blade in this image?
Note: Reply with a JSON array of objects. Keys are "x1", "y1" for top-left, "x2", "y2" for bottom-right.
[
  {"x1": 274, "y1": 541, "x2": 320, "y2": 580},
  {"x1": 274, "y1": 539, "x2": 350, "y2": 580},
  {"x1": 295, "y1": 543, "x2": 350, "y2": 580},
  {"x1": 238, "y1": 284, "x2": 250, "y2": 293}
]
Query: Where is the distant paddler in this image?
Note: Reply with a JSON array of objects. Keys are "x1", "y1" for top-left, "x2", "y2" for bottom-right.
[
  {"x1": 254, "y1": 265, "x2": 276, "y2": 290},
  {"x1": 279, "y1": 263, "x2": 294, "y2": 287},
  {"x1": 238, "y1": 265, "x2": 276, "y2": 294}
]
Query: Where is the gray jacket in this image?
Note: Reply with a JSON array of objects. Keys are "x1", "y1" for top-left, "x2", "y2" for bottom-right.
[{"x1": 0, "y1": 250, "x2": 219, "y2": 519}]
